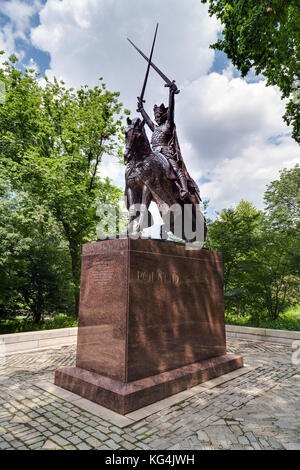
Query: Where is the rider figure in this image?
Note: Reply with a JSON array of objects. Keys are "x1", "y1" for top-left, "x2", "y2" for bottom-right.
[{"x1": 137, "y1": 82, "x2": 189, "y2": 199}]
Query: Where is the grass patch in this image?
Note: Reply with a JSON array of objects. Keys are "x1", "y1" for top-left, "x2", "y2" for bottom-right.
[
  {"x1": 2, "y1": 306, "x2": 299, "y2": 335},
  {"x1": 225, "y1": 304, "x2": 300, "y2": 331},
  {"x1": 0, "y1": 313, "x2": 78, "y2": 334}
]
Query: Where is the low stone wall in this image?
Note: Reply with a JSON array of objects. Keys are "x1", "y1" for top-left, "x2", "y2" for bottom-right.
[
  {"x1": 0, "y1": 327, "x2": 78, "y2": 355},
  {"x1": 1, "y1": 324, "x2": 299, "y2": 355},
  {"x1": 226, "y1": 324, "x2": 300, "y2": 345}
]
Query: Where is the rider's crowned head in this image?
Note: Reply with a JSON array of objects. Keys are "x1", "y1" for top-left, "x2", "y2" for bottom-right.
[{"x1": 153, "y1": 103, "x2": 168, "y2": 126}]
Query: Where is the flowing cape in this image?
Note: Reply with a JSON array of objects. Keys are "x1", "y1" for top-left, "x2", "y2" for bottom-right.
[{"x1": 168, "y1": 126, "x2": 201, "y2": 202}]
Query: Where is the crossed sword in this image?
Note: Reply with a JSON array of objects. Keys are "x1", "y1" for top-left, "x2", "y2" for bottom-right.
[{"x1": 127, "y1": 23, "x2": 180, "y2": 109}]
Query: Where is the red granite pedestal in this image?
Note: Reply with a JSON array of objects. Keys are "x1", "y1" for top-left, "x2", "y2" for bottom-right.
[{"x1": 55, "y1": 238, "x2": 243, "y2": 415}]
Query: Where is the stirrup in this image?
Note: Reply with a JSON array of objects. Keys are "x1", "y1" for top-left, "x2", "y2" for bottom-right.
[{"x1": 180, "y1": 188, "x2": 189, "y2": 199}]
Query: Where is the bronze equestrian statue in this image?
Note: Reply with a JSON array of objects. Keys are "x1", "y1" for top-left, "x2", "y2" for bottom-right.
[
  {"x1": 124, "y1": 26, "x2": 206, "y2": 243},
  {"x1": 124, "y1": 111, "x2": 206, "y2": 242}
]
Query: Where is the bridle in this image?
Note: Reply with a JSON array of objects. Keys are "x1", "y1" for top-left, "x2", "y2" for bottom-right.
[{"x1": 124, "y1": 124, "x2": 144, "y2": 161}]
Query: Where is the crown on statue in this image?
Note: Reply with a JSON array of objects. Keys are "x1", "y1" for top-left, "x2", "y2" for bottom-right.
[{"x1": 154, "y1": 103, "x2": 168, "y2": 116}]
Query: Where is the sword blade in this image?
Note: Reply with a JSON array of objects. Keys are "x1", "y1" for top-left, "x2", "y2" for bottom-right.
[
  {"x1": 127, "y1": 37, "x2": 173, "y2": 86},
  {"x1": 140, "y1": 23, "x2": 159, "y2": 102}
]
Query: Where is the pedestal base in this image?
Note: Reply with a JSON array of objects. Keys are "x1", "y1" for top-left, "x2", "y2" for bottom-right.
[
  {"x1": 55, "y1": 239, "x2": 243, "y2": 415},
  {"x1": 55, "y1": 353, "x2": 243, "y2": 415}
]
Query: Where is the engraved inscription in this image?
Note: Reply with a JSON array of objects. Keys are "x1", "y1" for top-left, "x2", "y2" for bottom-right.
[
  {"x1": 137, "y1": 270, "x2": 180, "y2": 285},
  {"x1": 83, "y1": 239, "x2": 128, "y2": 256},
  {"x1": 90, "y1": 259, "x2": 115, "y2": 285}
]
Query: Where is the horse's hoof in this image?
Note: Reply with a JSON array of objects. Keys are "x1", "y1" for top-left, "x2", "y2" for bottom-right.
[{"x1": 129, "y1": 231, "x2": 141, "y2": 239}]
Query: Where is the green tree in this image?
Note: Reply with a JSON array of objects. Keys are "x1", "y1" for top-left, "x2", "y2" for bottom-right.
[
  {"x1": 246, "y1": 225, "x2": 298, "y2": 320},
  {"x1": 201, "y1": 0, "x2": 300, "y2": 143},
  {"x1": 264, "y1": 164, "x2": 300, "y2": 231},
  {"x1": 207, "y1": 199, "x2": 299, "y2": 320},
  {"x1": 263, "y1": 164, "x2": 300, "y2": 314},
  {"x1": 0, "y1": 55, "x2": 126, "y2": 315},
  {"x1": 207, "y1": 200, "x2": 263, "y2": 290},
  {"x1": 0, "y1": 178, "x2": 74, "y2": 323}
]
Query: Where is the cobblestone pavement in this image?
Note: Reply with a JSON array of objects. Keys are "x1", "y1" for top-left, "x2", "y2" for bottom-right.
[{"x1": 0, "y1": 339, "x2": 299, "y2": 450}]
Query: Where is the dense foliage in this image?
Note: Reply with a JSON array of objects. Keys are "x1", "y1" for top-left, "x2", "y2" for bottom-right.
[
  {"x1": 0, "y1": 179, "x2": 74, "y2": 323},
  {"x1": 206, "y1": 165, "x2": 300, "y2": 323},
  {"x1": 0, "y1": 55, "x2": 127, "y2": 319},
  {"x1": 201, "y1": 0, "x2": 300, "y2": 143}
]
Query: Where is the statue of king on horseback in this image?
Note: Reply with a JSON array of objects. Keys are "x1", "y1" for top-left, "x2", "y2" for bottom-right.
[{"x1": 124, "y1": 25, "x2": 206, "y2": 243}]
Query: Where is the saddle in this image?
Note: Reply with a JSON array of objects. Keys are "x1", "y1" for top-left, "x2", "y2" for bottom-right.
[
  {"x1": 154, "y1": 149, "x2": 201, "y2": 201},
  {"x1": 153, "y1": 150, "x2": 177, "y2": 180}
]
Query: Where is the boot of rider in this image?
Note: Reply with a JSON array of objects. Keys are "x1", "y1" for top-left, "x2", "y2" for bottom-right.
[{"x1": 177, "y1": 170, "x2": 189, "y2": 199}]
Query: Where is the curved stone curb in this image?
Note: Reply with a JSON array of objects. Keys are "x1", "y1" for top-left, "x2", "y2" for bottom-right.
[{"x1": 1, "y1": 323, "x2": 299, "y2": 356}]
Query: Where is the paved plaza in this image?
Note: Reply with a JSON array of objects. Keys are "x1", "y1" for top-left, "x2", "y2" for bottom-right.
[{"x1": 0, "y1": 338, "x2": 299, "y2": 450}]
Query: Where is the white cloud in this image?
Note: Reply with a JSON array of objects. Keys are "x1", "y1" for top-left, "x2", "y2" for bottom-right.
[
  {"x1": 30, "y1": 0, "x2": 221, "y2": 109},
  {"x1": 0, "y1": 0, "x2": 43, "y2": 63},
  {"x1": 0, "y1": 0, "x2": 42, "y2": 36},
  {"x1": 176, "y1": 72, "x2": 299, "y2": 212},
  {"x1": 177, "y1": 73, "x2": 291, "y2": 168},
  {"x1": 99, "y1": 155, "x2": 125, "y2": 188},
  {"x1": 2, "y1": 0, "x2": 299, "y2": 216},
  {"x1": 0, "y1": 23, "x2": 15, "y2": 57},
  {"x1": 201, "y1": 136, "x2": 299, "y2": 214}
]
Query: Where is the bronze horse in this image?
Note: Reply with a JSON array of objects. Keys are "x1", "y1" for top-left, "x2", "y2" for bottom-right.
[{"x1": 124, "y1": 117, "x2": 206, "y2": 243}]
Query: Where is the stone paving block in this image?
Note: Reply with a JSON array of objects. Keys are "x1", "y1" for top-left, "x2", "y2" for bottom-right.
[
  {"x1": 121, "y1": 440, "x2": 135, "y2": 450},
  {"x1": 105, "y1": 439, "x2": 121, "y2": 450},
  {"x1": 67, "y1": 435, "x2": 82, "y2": 445},
  {"x1": 76, "y1": 442, "x2": 91, "y2": 450},
  {"x1": 109, "y1": 433, "x2": 123, "y2": 443},
  {"x1": 51, "y1": 435, "x2": 69, "y2": 447},
  {"x1": 82, "y1": 425, "x2": 96, "y2": 433},
  {"x1": 0, "y1": 339, "x2": 299, "y2": 451},
  {"x1": 259, "y1": 438, "x2": 271, "y2": 448},
  {"x1": 86, "y1": 436, "x2": 103, "y2": 448},
  {"x1": 75, "y1": 430, "x2": 89, "y2": 439},
  {"x1": 8, "y1": 439, "x2": 24, "y2": 449},
  {"x1": 238, "y1": 436, "x2": 249, "y2": 445},
  {"x1": 28, "y1": 440, "x2": 45, "y2": 449},
  {"x1": 196, "y1": 431, "x2": 210, "y2": 442},
  {"x1": 91, "y1": 430, "x2": 108, "y2": 441},
  {"x1": 136, "y1": 441, "x2": 151, "y2": 450},
  {"x1": 74, "y1": 421, "x2": 86, "y2": 429},
  {"x1": 268, "y1": 437, "x2": 283, "y2": 449},
  {"x1": 59, "y1": 430, "x2": 72, "y2": 438},
  {"x1": 121, "y1": 433, "x2": 136, "y2": 444},
  {"x1": 134, "y1": 426, "x2": 150, "y2": 435},
  {"x1": 49, "y1": 426, "x2": 60, "y2": 433},
  {"x1": 282, "y1": 443, "x2": 300, "y2": 450},
  {"x1": 41, "y1": 439, "x2": 62, "y2": 450}
]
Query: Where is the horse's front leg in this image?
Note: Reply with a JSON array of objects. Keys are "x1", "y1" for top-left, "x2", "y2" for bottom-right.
[
  {"x1": 126, "y1": 187, "x2": 139, "y2": 235},
  {"x1": 135, "y1": 184, "x2": 152, "y2": 234}
]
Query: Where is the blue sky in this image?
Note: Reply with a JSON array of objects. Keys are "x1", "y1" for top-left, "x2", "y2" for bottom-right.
[
  {"x1": 0, "y1": 0, "x2": 50, "y2": 72},
  {"x1": 0, "y1": 0, "x2": 298, "y2": 218}
]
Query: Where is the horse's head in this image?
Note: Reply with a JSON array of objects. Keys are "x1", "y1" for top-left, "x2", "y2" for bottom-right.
[{"x1": 124, "y1": 117, "x2": 149, "y2": 163}]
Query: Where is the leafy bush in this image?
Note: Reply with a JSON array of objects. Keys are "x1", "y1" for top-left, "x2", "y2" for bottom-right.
[
  {"x1": 225, "y1": 305, "x2": 300, "y2": 331},
  {"x1": 0, "y1": 314, "x2": 78, "y2": 334}
]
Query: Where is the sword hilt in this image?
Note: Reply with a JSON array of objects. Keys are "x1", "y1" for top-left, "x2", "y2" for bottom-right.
[
  {"x1": 137, "y1": 96, "x2": 145, "y2": 112},
  {"x1": 164, "y1": 80, "x2": 180, "y2": 94}
]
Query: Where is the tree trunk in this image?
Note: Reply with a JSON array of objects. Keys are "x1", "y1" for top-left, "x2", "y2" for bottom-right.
[{"x1": 33, "y1": 309, "x2": 42, "y2": 324}]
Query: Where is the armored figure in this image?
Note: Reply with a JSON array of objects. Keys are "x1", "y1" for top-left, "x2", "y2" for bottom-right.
[
  {"x1": 137, "y1": 83, "x2": 189, "y2": 200},
  {"x1": 124, "y1": 26, "x2": 206, "y2": 242},
  {"x1": 127, "y1": 25, "x2": 201, "y2": 204}
]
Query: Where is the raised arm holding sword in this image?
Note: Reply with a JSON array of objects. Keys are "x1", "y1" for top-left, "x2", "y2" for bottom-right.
[{"x1": 127, "y1": 26, "x2": 201, "y2": 201}]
